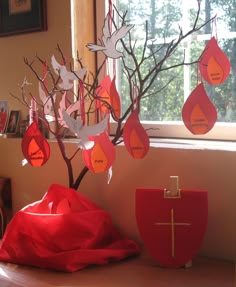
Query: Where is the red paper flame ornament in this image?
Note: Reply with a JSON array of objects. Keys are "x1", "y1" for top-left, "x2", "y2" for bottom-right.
[
  {"x1": 182, "y1": 83, "x2": 217, "y2": 135},
  {"x1": 22, "y1": 121, "x2": 50, "y2": 167},
  {"x1": 96, "y1": 75, "x2": 111, "y2": 115},
  {"x1": 83, "y1": 132, "x2": 116, "y2": 173},
  {"x1": 199, "y1": 37, "x2": 231, "y2": 85},
  {"x1": 96, "y1": 75, "x2": 121, "y2": 118},
  {"x1": 123, "y1": 108, "x2": 150, "y2": 159},
  {"x1": 110, "y1": 76, "x2": 121, "y2": 118}
]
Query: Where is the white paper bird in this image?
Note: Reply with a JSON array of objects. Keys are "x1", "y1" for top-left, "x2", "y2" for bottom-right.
[
  {"x1": 51, "y1": 55, "x2": 87, "y2": 90},
  {"x1": 62, "y1": 110, "x2": 109, "y2": 150},
  {"x1": 86, "y1": 14, "x2": 134, "y2": 59}
]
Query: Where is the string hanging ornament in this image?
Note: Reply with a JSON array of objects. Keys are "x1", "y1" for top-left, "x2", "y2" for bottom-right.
[
  {"x1": 123, "y1": 84, "x2": 150, "y2": 159},
  {"x1": 182, "y1": 18, "x2": 231, "y2": 135},
  {"x1": 22, "y1": 98, "x2": 50, "y2": 167},
  {"x1": 198, "y1": 19, "x2": 231, "y2": 85}
]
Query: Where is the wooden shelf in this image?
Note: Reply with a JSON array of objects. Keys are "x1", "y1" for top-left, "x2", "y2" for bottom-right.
[{"x1": 0, "y1": 251, "x2": 234, "y2": 287}]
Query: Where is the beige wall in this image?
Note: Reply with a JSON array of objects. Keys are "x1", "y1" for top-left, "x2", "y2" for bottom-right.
[
  {"x1": 0, "y1": 0, "x2": 72, "y2": 118},
  {"x1": 0, "y1": 1, "x2": 235, "y2": 263}
]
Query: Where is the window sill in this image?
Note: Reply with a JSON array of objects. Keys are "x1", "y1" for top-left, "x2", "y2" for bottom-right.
[
  {"x1": 1, "y1": 133, "x2": 236, "y2": 152},
  {"x1": 150, "y1": 138, "x2": 236, "y2": 151}
]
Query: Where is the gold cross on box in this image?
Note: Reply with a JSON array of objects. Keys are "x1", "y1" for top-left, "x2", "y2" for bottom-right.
[{"x1": 154, "y1": 208, "x2": 191, "y2": 257}]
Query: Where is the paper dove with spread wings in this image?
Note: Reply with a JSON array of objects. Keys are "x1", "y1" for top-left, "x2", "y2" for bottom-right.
[
  {"x1": 62, "y1": 110, "x2": 109, "y2": 150},
  {"x1": 86, "y1": 14, "x2": 134, "y2": 59},
  {"x1": 51, "y1": 55, "x2": 87, "y2": 90}
]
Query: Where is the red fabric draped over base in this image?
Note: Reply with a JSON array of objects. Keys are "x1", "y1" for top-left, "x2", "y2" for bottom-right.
[{"x1": 0, "y1": 184, "x2": 140, "y2": 272}]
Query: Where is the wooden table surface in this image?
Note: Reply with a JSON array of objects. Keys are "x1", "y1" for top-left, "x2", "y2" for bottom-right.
[{"x1": 0, "y1": 252, "x2": 234, "y2": 287}]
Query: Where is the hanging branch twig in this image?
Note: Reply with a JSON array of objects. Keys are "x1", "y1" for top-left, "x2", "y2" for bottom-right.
[{"x1": 11, "y1": 2, "x2": 215, "y2": 190}]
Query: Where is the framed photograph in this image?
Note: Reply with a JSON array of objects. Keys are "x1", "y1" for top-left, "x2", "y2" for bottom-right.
[
  {"x1": 6, "y1": 110, "x2": 20, "y2": 134},
  {"x1": 0, "y1": 101, "x2": 8, "y2": 133},
  {"x1": 0, "y1": 0, "x2": 47, "y2": 37}
]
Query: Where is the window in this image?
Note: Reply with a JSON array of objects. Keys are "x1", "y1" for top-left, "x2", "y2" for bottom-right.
[{"x1": 95, "y1": 0, "x2": 236, "y2": 141}]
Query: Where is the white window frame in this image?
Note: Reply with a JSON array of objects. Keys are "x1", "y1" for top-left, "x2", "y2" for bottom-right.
[{"x1": 95, "y1": 1, "x2": 236, "y2": 142}]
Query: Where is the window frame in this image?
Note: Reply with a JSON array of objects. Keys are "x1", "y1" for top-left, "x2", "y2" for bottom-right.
[{"x1": 95, "y1": 0, "x2": 236, "y2": 142}]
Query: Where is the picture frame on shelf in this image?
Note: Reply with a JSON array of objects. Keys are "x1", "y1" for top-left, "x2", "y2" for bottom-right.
[
  {"x1": 6, "y1": 110, "x2": 20, "y2": 134},
  {"x1": 0, "y1": 101, "x2": 8, "y2": 133},
  {"x1": 0, "y1": 0, "x2": 47, "y2": 37}
]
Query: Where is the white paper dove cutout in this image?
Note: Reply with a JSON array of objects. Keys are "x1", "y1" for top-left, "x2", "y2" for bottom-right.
[
  {"x1": 51, "y1": 55, "x2": 87, "y2": 90},
  {"x1": 39, "y1": 82, "x2": 56, "y2": 121},
  {"x1": 62, "y1": 110, "x2": 109, "y2": 150},
  {"x1": 86, "y1": 14, "x2": 134, "y2": 59}
]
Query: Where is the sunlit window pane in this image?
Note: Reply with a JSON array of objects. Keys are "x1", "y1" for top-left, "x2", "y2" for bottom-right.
[{"x1": 115, "y1": 0, "x2": 235, "y2": 123}]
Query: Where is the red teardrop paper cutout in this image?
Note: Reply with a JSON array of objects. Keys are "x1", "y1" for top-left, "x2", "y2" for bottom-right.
[
  {"x1": 182, "y1": 83, "x2": 217, "y2": 135},
  {"x1": 110, "y1": 76, "x2": 121, "y2": 118},
  {"x1": 199, "y1": 37, "x2": 231, "y2": 85},
  {"x1": 123, "y1": 108, "x2": 150, "y2": 159},
  {"x1": 82, "y1": 132, "x2": 116, "y2": 173},
  {"x1": 96, "y1": 75, "x2": 121, "y2": 118},
  {"x1": 21, "y1": 121, "x2": 50, "y2": 166},
  {"x1": 96, "y1": 75, "x2": 112, "y2": 114}
]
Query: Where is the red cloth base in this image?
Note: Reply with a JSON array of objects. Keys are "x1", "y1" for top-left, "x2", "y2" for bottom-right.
[{"x1": 0, "y1": 184, "x2": 140, "y2": 272}]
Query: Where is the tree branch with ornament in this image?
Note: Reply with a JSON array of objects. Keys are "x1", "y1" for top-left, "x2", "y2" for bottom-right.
[{"x1": 11, "y1": 1, "x2": 228, "y2": 191}]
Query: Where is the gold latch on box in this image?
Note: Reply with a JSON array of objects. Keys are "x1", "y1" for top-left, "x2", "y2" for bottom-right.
[{"x1": 164, "y1": 176, "x2": 181, "y2": 199}]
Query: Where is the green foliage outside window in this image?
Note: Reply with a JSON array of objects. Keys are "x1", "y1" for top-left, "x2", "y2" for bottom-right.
[{"x1": 116, "y1": 0, "x2": 236, "y2": 122}]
